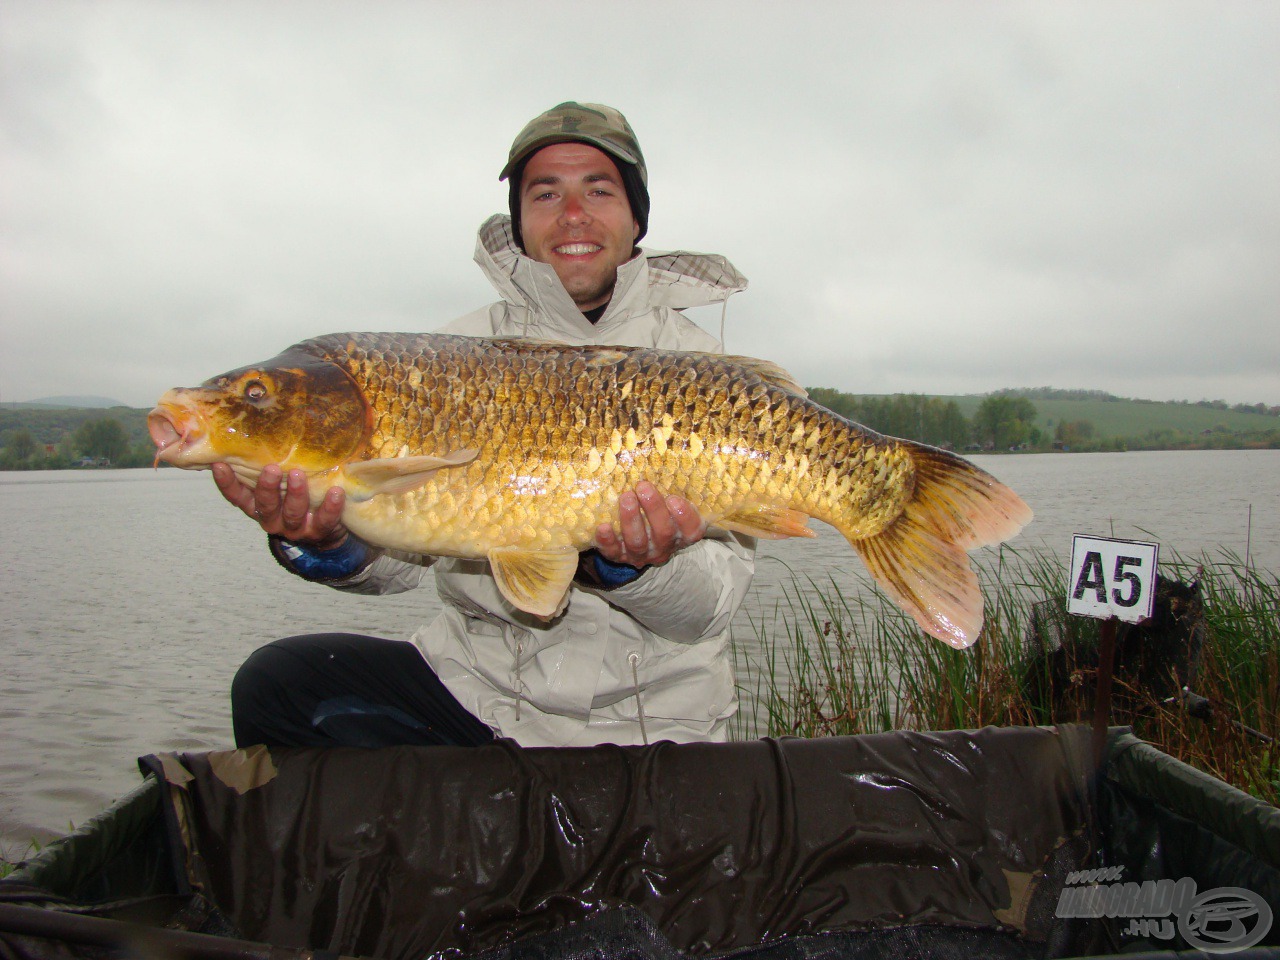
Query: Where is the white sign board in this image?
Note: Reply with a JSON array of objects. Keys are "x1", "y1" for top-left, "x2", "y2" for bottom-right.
[{"x1": 1066, "y1": 535, "x2": 1159, "y2": 623}]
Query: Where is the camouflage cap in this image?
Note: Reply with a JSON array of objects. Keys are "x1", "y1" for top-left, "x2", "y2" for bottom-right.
[{"x1": 499, "y1": 101, "x2": 647, "y2": 186}]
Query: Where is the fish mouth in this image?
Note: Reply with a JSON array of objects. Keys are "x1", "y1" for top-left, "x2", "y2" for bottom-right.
[{"x1": 147, "y1": 406, "x2": 204, "y2": 468}]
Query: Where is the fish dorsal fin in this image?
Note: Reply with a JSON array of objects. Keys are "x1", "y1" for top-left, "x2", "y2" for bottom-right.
[
  {"x1": 583, "y1": 347, "x2": 632, "y2": 368},
  {"x1": 485, "y1": 336, "x2": 571, "y2": 354},
  {"x1": 719, "y1": 355, "x2": 808, "y2": 397},
  {"x1": 488, "y1": 546, "x2": 579, "y2": 620},
  {"x1": 342, "y1": 449, "x2": 478, "y2": 501},
  {"x1": 717, "y1": 505, "x2": 818, "y2": 540}
]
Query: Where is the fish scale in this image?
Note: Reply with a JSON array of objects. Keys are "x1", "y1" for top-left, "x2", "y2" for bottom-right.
[
  {"x1": 339, "y1": 337, "x2": 739, "y2": 538},
  {"x1": 149, "y1": 331, "x2": 1031, "y2": 645}
]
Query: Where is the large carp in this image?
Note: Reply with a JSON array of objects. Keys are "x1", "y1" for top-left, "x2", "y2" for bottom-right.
[{"x1": 149, "y1": 332, "x2": 1031, "y2": 647}]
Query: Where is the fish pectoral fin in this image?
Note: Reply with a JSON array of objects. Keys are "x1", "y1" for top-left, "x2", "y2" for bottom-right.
[
  {"x1": 717, "y1": 505, "x2": 818, "y2": 540},
  {"x1": 343, "y1": 449, "x2": 478, "y2": 501},
  {"x1": 228, "y1": 463, "x2": 265, "y2": 487},
  {"x1": 488, "y1": 546, "x2": 579, "y2": 621},
  {"x1": 854, "y1": 513, "x2": 982, "y2": 650}
]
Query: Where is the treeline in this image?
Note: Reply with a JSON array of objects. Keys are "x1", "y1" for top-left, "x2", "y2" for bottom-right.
[
  {"x1": 1180, "y1": 398, "x2": 1280, "y2": 417},
  {"x1": 806, "y1": 388, "x2": 1280, "y2": 453},
  {"x1": 4, "y1": 387, "x2": 1279, "y2": 470},
  {"x1": 993, "y1": 387, "x2": 1280, "y2": 418},
  {"x1": 0, "y1": 407, "x2": 155, "y2": 469},
  {"x1": 807, "y1": 390, "x2": 974, "y2": 449},
  {"x1": 807, "y1": 390, "x2": 1042, "y2": 450},
  {"x1": 990, "y1": 387, "x2": 1120, "y2": 402}
]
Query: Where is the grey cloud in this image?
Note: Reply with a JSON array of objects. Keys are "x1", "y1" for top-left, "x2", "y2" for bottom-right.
[{"x1": 1, "y1": 0, "x2": 1277, "y2": 408}]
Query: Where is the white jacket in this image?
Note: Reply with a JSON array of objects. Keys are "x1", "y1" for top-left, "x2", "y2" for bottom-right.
[{"x1": 335, "y1": 215, "x2": 755, "y2": 746}]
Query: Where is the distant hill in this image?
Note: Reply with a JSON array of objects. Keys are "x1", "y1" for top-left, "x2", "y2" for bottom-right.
[{"x1": 3, "y1": 396, "x2": 128, "y2": 410}]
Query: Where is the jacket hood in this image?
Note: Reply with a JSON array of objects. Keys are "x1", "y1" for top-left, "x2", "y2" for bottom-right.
[{"x1": 473, "y1": 214, "x2": 748, "y2": 319}]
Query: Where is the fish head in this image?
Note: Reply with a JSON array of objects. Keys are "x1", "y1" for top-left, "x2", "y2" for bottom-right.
[{"x1": 148, "y1": 348, "x2": 371, "y2": 486}]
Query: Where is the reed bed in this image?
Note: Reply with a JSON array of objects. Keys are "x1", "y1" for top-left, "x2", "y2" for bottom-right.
[{"x1": 731, "y1": 546, "x2": 1279, "y2": 807}]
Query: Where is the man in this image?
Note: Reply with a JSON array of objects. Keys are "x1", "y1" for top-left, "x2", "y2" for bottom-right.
[{"x1": 216, "y1": 102, "x2": 754, "y2": 748}]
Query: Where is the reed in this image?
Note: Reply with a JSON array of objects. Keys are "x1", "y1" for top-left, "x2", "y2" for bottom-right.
[
  {"x1": 732, "y1": 546, "x2": 1279, "y2": 806},
  {"x1": 0, "y1": 839, "x2": 40, "y2": 879}
]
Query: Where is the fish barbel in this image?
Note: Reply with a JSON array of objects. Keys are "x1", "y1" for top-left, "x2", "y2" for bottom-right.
[{"x1": 148, "y1": 332, "x2": 1031, "y2": 646}]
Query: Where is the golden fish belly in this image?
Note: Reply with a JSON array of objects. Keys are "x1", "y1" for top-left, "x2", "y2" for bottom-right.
[{"x1": 323, "y1": 333, "x2": 917, "y2": 557}]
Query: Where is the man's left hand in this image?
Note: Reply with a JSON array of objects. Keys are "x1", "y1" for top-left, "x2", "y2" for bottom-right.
[{"x1": 594, "y1": 481, "x2": 706, "y2": 568}]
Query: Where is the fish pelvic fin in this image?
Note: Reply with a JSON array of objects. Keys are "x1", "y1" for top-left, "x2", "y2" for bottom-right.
[
  {"x1": 717, "y1": 505, "x2": 818, "y2": 540},
  {"x1": 488, "y1": 546, "x2": 579, "y2": 620},
  {"x1": 852, "y1": 445, "x2": 1032, "y2": 649},
  {"x1": 342, "y1": 449, "x2": 478, "y2": 502}
]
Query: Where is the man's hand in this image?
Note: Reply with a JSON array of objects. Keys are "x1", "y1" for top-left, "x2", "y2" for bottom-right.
[
  {"x1": 594, "y1": 480, "x2": 706, "y2": 568},
  {"x1": 211, "y1": 463, "x2": 349, "y2": 550}
]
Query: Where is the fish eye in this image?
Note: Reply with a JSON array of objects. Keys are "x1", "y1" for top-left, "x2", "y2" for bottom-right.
[{"x1": 244, "y1": 379, "x2": 268, "y2": 402}]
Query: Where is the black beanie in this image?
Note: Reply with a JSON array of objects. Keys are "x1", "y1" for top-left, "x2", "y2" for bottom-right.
[{"x1": 508, "y1": 151, "x2": 650, "y2": 254}]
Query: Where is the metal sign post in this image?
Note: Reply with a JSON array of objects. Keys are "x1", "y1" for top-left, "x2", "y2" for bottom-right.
[
  {"x1": 1066, "y1": 535, "x2": 1159, "y2": 763},
  {"x1": 1091, "y1": 618, "x2": 1119, "y2": 764}
]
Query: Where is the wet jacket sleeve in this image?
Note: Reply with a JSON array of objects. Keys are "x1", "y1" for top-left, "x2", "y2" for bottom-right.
[
  {"x1": 582, "y1": 531, "x2": 755, "y2": 643},
  {"x1": 324, "y1": 552, "x2": 437, "y2": 596},
  {"x1": 270, "y1": 536, "x2": 436, "y2": 596}
]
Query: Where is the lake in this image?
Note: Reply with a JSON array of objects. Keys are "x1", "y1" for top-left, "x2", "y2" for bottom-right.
[{"x1": 2, "y1": 449, "x2": 1276, "y2": 849}]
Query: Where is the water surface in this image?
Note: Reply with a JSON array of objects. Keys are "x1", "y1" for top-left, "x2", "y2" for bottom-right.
[{"x1": 1, "y1": 450, "x2": 1276, "y2": 847}]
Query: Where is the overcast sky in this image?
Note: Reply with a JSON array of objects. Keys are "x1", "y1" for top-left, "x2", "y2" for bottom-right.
[{"x1": 2, "y1": 1, "x2": 1277, "y2": 408}]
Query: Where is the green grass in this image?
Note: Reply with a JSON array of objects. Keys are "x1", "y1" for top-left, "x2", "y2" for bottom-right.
[{"x1": 732, "y1": 547, "x2": 1279, "y2": 807}]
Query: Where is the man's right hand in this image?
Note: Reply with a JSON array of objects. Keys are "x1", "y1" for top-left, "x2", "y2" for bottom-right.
[{"x1": 212, "y1": 463, "x2": 349, "y2": 550}]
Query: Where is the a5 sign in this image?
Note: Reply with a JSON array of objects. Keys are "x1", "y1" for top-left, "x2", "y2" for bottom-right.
[{"x1": 1067, "y1": 535, "x2": 1160, "y2": 624}]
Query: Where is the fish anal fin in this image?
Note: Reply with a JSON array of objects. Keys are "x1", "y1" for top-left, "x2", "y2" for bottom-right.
[
  {"x1": 342, "y1": 449, "x2": 478, "y2": 501},
  {"x1": 854, "y1": 513, "x2": 983, "y2": 649},
  {"x1": 718, "y1": 505, "x2": 817, "y2": 540},
  {"x1": 489, "y1": 546, "x2": 579, "y2": 620},
  {"x1": 718, "y1": 355, "x2": 808, "y2": 397}
]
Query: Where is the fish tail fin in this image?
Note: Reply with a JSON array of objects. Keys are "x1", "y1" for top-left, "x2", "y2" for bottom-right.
[{"x1": 852, "y1": 445, "x2": 1032, "y2": 649}]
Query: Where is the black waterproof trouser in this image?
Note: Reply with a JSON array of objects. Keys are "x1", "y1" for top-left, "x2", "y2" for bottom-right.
[{"x1": 230, "y1": 633, "x2": 496, "y2": 749}]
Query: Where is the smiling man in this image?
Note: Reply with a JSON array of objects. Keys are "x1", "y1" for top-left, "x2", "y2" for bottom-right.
[
  {"x1": 501, "y1": 103, "x2": 648, "y2": 310},
  {"x1": 222, "y1": 102, "x2": 756, "y2": 749},
  {"x1": 515, "y1": 142, "x2": 638, "y2": 312}
]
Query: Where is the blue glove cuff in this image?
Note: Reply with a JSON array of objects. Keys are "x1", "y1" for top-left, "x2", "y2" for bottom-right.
[
  {"x1": 270, "y1": 534, "x2": 370, "y2": 581},
  {"x1": 592, "y1": 552, "x2": 644, "y2": 588}
]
